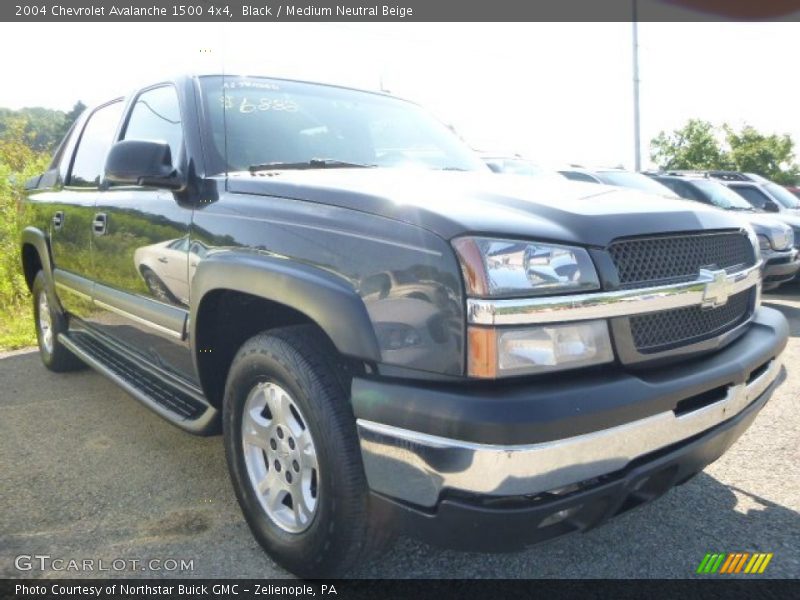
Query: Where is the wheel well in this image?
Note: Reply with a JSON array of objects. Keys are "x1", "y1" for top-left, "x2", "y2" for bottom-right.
[
  {"x1": 194, "y1": 290, "x2": 361, "y2": 409},
  {"x1": 21, "y1": 244, "x2": 43, "y2": 291}
]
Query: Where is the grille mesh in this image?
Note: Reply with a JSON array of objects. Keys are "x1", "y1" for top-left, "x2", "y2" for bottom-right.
[
  {"x1": 630, "y1": 289, "x2": 753, "y2": 354},
  {"x1": 608, "y1": 232, "x2": 755, "y2": 289}
]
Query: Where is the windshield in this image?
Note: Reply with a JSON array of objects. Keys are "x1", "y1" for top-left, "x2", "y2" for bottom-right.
[
  {"x1": 596, "y1": 171, "x2": 677, "y2": 196},
  {"x1": 691, "y1": 179, "x2": 754, "y2": 210},
  {"x1": 199, "y1": 76, "x2": 485, "y2": 174},
  {"x1": 764, "y1": 182, "x2": 800, "y2": 209}
]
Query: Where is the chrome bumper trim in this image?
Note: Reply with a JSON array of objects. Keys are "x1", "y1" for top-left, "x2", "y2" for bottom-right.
[
  {"x1": 467, "y1": 262, "x2": 762, "y2": 326},
  {"x1": 763, "y1": 247, "x2": 799, "y2": 264},
  {"x1": 357, "y1": 358, "x2": 780, "y2": 507}
]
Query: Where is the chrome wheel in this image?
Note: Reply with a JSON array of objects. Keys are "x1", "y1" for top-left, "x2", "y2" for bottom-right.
[
  {"x1": 242, "y1": 381, "x2": 319, "y2": 533},
  {"x1": 38, "y1": 291, "x2": 53, "y2": 354}
]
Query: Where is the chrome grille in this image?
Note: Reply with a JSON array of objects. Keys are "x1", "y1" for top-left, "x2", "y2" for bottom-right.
[
  {"x1": 608, "y1": 231, "x2": 755, "y2": 290},
  {"x1": 630, "y1": 289, "x2": 753, "y2": 354}
]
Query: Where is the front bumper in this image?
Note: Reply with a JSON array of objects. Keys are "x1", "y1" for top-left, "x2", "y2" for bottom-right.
[
  {"x1": 368, "y1": 374, "x2": 782, "y2": 552},
  {"x1": 353, "y1": 306, "x2": 788, "y2": 548},
  {"x1": 762, "y1": 248, "x2": 800, "y2": 289}
]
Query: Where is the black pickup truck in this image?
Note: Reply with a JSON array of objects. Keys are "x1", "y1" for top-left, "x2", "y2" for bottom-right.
[{"x1": 21, "y1": 75, "x2": 788, "y2": 577}]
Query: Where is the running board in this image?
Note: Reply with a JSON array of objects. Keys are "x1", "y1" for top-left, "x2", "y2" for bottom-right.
[{"x1": 59, "y1": 331, "x2": 219, "y2": 435}]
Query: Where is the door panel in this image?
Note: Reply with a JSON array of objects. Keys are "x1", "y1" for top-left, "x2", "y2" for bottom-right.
[
  {"x1": 88, "y1": 189, "x2": 194, "y2": 380},
  {"x1": 49, "y1": 194, "x2": 98, "y2": 319},
  {"x1": 85, "y1": 84, "x2": 196, "y2": 382},
  {"x1": 49, "y1": 101, "x2": 124, "y2": 318},
  {"x1": 26, "y1": 188, "x2": 95, "y2": 318}
]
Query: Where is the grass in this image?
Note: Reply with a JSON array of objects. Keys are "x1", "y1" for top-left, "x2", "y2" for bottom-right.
[{"x1": 0, "y1": 302, "x2": 36, "y2": 350}]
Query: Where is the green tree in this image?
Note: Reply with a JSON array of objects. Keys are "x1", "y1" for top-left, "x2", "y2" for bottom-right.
[
  {"x1": 0, "y1": 101, "x2": 85, "y2": 154},
  {"x1": 0, "y1": 116, "x2": 40, "y2": 171},
  {"x1": 650, "y1": 120, "x2": 800, "y2": 185},
  {"x1": 650, "y1": 119, "x2": 728, "y2": 171},
  {"x1": 724, "y1": 124, "x2": 800, "y2": 185},
  {"x1": 0, "y1": 102, "x2": 84, "y2": 348},
  {"x1": 0, "y1": 116, "x2": 49, "y2": 348}
]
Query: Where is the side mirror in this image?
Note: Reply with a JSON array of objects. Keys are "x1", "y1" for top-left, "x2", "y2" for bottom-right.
[
  {"x1": 764, "y1": 201, "x2": 780, "y2": 213},
  {"x1": 105, "y1": 140, "x2": 183, "y2": 190}
]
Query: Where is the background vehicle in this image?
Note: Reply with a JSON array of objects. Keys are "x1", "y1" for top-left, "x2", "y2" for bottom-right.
[
  {"x1": 133, "y1": 237, "x2": 209, "y2": 305},
  {"x1": 20, "y1": 74, "x2": 788, "y2": 578},
  {"x1": 648, "y1": 174, "x2": 800, "y2": 290},
  {"x1": 482, "y1": 155, "x2": 563, "y2": 179},
  {"x1": 681, "y1": 170, "x2": 800, "y2": 212},
  {"x1": 715, "y1": 179, "x2": 800, "y2": 239},
  {"x1": 725, "y1": 180, "x2": 800, "y2": 214},
  {"x1": 654, "y1": 170, "x2": 800, "y2": 249},
  {"x1": 559, "y1": 167, "x2": 678, "y2": 196}
]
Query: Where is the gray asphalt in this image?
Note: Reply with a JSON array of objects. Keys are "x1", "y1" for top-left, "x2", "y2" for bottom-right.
[{"x1": 1, "y1": 287, "x2": 799, "y2": 579}]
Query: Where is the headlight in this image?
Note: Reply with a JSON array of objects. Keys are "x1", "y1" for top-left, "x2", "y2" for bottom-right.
[
  {"x1": 468, "y1": 321, "x2": 614, "y2": 378},
  {"x1": 773, "y1": 226, "x2": 794, "y2": 251},
  {"x1": 760, "y1": 226, "x2": 794, "y2": 252},
  {"x1": 452, "y1": 237, "x2": 600, "y2": 297}
]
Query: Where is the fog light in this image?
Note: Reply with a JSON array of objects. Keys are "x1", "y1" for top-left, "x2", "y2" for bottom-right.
[
  {"x1": 375, "y1": 322, "x2": 422, "y2": 350},
  {"x1": 538, "y1": 504, "x2": 583, "y2": 528},
  {"x1": 468, "y1": 320, "x2": 613, "y2": 378}
]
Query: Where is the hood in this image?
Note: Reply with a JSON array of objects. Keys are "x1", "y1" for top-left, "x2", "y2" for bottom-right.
[{"x1": 227, "y1": 169, "x2": 750, "y2": 247}]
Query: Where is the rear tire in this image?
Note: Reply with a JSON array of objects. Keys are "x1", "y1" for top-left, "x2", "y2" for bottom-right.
[
  {"x1": 32, "y1": 271, "x2": 85, "y2": 372},
  {"x1": 222, "y1": 325, "x2": 392, "y2": 577}
]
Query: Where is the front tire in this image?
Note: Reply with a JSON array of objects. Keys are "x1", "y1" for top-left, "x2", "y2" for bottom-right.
[
  {"x1": 223, "y1": 325, "x2": 390, "y2": 577},
  {"x1": 141, "y1": 267, "x2": 179, "y2": 304},
  {"x1": 32, "y1": 271, "x2": 85, "y2": 372}
]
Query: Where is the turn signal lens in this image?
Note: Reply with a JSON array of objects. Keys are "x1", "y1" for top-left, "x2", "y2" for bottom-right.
[{"x1": 468, "y1": 320, "x2": 613, "y2": 378}]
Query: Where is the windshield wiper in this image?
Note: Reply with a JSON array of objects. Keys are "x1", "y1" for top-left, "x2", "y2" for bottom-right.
[{"x1": 249, "y1": 159, "x2": 375, "y2": 173}]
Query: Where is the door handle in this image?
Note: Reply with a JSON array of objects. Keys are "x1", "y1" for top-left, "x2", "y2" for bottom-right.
[
  {"x1": 52, "y1": 211, "x2": 64, "y2": 230},
  {"x1": 158, "y1": 257, "x2": 169, "y2": 264},
  {"x1": 92, "y1": 213, "x2": 107, "y2": 235}
]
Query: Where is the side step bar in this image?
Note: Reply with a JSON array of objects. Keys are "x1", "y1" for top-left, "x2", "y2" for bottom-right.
[{"x1": 59, "y1": 331, "x2": 219, "y2": 435}]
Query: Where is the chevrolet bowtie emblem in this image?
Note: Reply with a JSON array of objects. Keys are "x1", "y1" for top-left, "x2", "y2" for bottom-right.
[{"x1": 700, "y1": 268, "x2": 732, "y2": 310}]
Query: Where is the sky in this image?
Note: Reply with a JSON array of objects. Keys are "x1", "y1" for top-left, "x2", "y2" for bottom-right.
[{"x1": 0, "y1": 21, "x2": 798, "y2": 170}]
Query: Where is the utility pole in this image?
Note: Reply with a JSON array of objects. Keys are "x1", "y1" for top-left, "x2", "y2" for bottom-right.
[{"x1": 632, "y1": 0, "x2": 642, "y2": 172}]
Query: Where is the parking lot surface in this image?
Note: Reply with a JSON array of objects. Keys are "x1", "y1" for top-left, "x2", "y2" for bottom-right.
[{"x1": 1, "y1": 288, "x2": 799, "y2": 579}]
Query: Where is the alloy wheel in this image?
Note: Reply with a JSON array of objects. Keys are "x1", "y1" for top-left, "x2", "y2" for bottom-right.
[{"x1": 241, "y1": 381, "x2": 319, "y2": 533}]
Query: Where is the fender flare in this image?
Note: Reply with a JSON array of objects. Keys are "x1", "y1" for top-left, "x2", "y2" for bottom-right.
[
  {"x1": 20, "y1": 227, "x2": 58, "y2": 298},
  {"x1": 190, "y1": 251, "x2": 382, "y2": 362}
]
